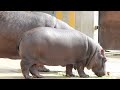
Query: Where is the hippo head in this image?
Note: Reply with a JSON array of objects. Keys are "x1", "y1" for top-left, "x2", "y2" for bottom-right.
[
  {"x1": 87, "y1": 48, "x2": 107, "y2": 77},
  {"x1": 92, "y1": 49, "x2": 107, "y2": 77}
]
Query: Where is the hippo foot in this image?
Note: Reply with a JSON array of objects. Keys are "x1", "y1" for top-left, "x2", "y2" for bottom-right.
[
  {"x1": 25, "y1": 76, "x2": 33, "y2": 79},
  {"x1": 80, "y1": 74, "x2": 89, "y2": 78},
  {"x1": 66, "y1": 73, "x2": 75, "y2": 77},
  {"x1": 33, "y1": 75, "x2": 44, "y2": 78},
  {"x1": 38, "y1": 66, "x2": 50, "y2": 72}
]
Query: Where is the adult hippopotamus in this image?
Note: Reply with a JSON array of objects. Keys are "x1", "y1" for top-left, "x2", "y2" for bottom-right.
[
  {"x1": 0, "y1": 11, "x2": 74, "y2": 72},
  {"x1": 18, "y1": 27, "x2": 107, "y2": 79}
]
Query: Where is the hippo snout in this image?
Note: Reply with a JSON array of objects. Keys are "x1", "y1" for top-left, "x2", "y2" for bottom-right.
[{"x1": 95, "y1": 72, "x2": 106, "y2": 77}]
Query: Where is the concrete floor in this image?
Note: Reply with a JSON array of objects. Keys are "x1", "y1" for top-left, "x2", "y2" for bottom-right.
[{"x1": 0, "y1": 51, "x2": 120, "y2": 79}]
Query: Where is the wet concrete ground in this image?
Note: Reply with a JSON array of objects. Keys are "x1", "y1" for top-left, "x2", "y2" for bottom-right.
[{"x1": 0, "y1": 51, "x2": 120, "y2": 79}]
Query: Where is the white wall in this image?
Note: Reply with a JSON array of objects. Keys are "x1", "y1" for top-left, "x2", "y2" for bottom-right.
[{"x1": 75, "y1": 11, "x2": 94, "y2": 38}]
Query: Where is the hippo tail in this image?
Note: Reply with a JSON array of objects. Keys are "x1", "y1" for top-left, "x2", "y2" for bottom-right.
[{"x1": 16, "y1": 37, "x2": 23, "y2": 52}]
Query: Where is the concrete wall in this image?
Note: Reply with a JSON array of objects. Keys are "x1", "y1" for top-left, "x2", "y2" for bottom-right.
[
  {"x1": 55, "y1": 11, "x2": 75, "y2": 28},
  {"x1": 75, "y1": 11, "x2": 94, "y2": 38}
]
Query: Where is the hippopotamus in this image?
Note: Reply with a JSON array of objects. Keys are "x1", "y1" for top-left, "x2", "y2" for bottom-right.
[
  {"x1": 18, "y1": 27, "x2": 107, "y2": 79},
  {"x1": 0, "y1": 11, "x2": 74, "y2": 72}
]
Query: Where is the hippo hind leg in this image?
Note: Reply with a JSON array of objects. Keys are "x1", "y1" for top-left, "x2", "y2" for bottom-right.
[
  {"x1": 20, "y1": 59, "x2": 33, "y2": 79},
  {"x1": 38, "y1": 65, "x2": 50, "y2": 72},
  {"x1": 66, "y1": 64, "x2": 75, "y2": 77},
  {"x1": 29, "y1": 64, "x2": 43, "y2": 78},
  {"x1": 76, "y1": 62, "x2": 89, "y2": 78}
]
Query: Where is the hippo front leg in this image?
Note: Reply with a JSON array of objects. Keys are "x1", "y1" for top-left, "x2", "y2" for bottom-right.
[
  {"x1": 76, "y1": 62, "x2": 89, "y2": 78},
  {"x1": 20, "y1": 59, "x2": 33, "y2": 79},
  {"x1": 66, "y1": 64, "x2": 75, "y2": 77}
]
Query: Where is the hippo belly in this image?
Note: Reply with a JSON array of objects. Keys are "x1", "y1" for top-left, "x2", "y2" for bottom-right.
[{"x1": 37, "y1": 48, "x2": 77, "y2": 66}]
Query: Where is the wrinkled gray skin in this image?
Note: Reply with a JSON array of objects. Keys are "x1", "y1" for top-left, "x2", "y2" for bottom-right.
[
  {"x1": 0, "y1": 11, "x2": 74, "y2": 72},
  {"x1": 18, "y1": 27, "x2": 107, "y2": 79}
]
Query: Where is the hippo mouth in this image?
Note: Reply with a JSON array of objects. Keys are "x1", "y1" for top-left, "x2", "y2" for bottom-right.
[{"x1": 95, "y1": 72, "x2": 105, "y2": 77}]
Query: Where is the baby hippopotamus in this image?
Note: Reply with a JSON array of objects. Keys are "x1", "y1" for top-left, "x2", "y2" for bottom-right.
[{"x1": 18, "y1": 27, "x2": 107, "y2": 79}]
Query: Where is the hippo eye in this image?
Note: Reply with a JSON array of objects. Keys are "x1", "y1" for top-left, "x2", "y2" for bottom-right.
[
  {"x1": 98, "y1": 54, "x2": 103, "y2": 59},
  {"x1": 103, "y1": 57, "x2": 107, "y2": 62}
]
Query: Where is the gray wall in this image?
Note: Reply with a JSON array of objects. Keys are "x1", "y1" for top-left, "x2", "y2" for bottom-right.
[{"x1": 75, "y1": 11, "x2": 94, "y2": 38}]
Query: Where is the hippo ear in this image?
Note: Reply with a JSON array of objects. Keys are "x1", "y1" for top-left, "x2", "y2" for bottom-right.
[
  {"x1": 100, "y1": 49, "x2": 107, "y2": 62},
  {"x1": 101, "y1": 49, "x2": 105, "y2": 55}
]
